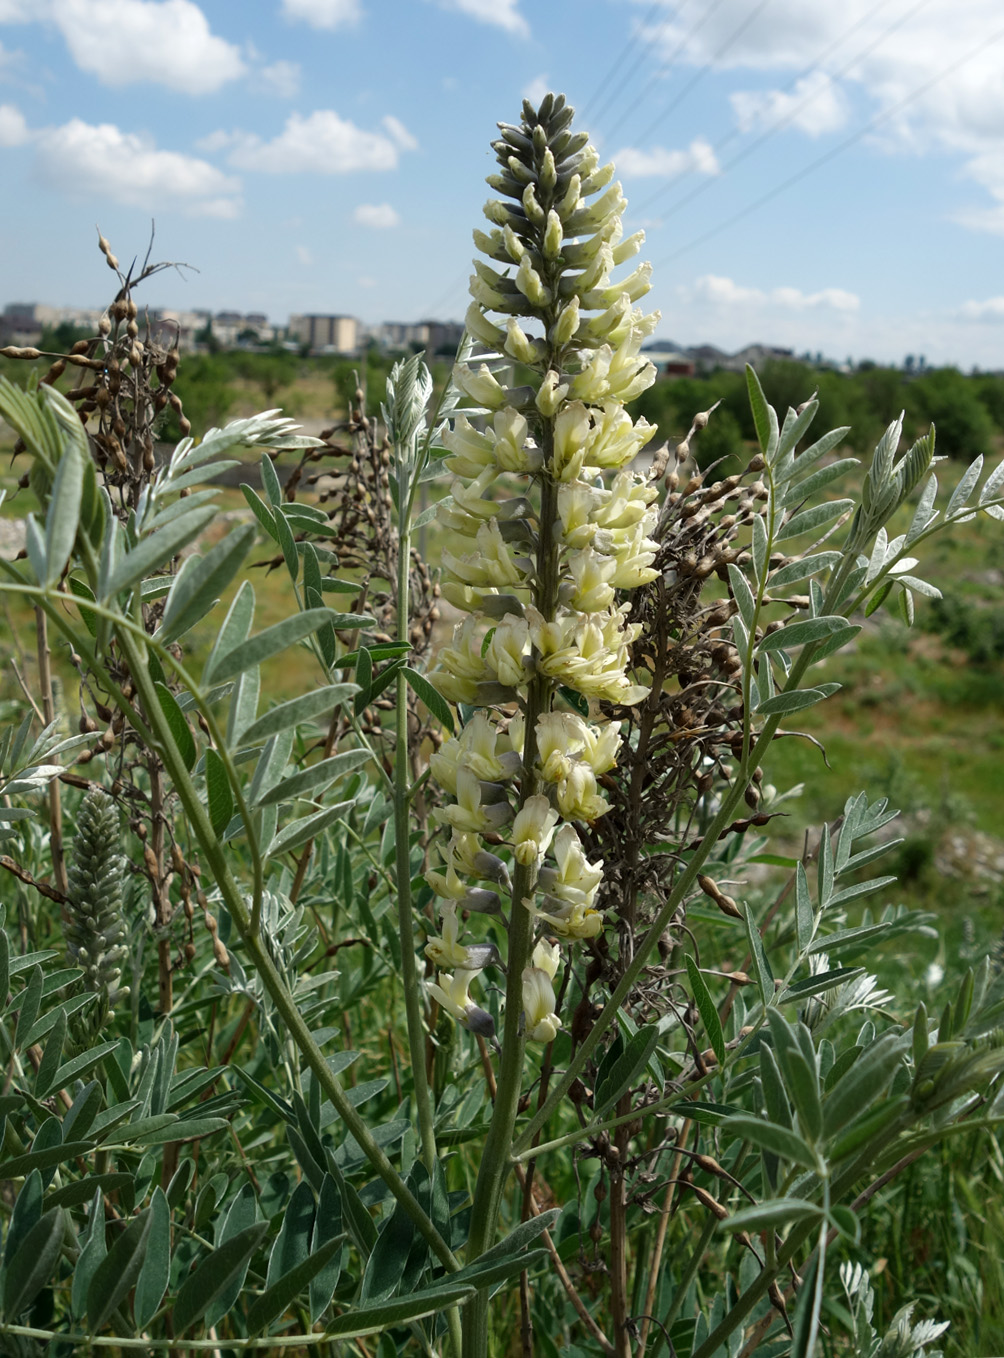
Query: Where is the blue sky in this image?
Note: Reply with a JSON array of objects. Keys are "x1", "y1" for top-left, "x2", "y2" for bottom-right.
[{"x1": 1, "y1": 0, "x2": 1003, "y2": 367}]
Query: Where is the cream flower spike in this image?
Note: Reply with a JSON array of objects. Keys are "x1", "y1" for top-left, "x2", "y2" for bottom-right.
[{"x1": 426, "y1": 91, "x2": 658, "y2": 1042}]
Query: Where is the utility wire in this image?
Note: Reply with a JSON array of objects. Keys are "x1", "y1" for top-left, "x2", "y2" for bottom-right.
[
  {"x1": 580, "y1": 0, "x2": 670, "y2": 127},
  {"x1": 635, "y1": 0, "x2": 933, "y2": 218},
  {"x1": 601, "y1": 0, "x2": 731, "y2": 143},
  {"x1": 618, "y1": 0, "x2": 772, "y2": 149},
  {"x1": 653, "y1": 19, "x2": 1004, "y2": 266}
]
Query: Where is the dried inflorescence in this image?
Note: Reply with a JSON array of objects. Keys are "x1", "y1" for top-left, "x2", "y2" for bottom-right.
[
  {"x1": 4, "y1": 232, "x2": 191, "y2": 515},
  {"x1": 422, "y1": 93, "x2": 662, "y2": 1044}
]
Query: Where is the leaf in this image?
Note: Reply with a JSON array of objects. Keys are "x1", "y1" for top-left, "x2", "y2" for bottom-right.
[
  {"x1": 248, "y1": 1236, "x2": 343, "y2": 1336},
  {"x1": 777, "y1": 499, "x2": 855, "y2": 543},
  {"x1": 211, "y1": 610, "x2": 373, "y2": 682},
  {"x1": 5, "y1": 1171, "x2": 43, "y2": 1269},
  {"x1": 159, "y1": 522, "x2": 256, "y2": 644},
  {"x1": 309, "y1": 1175, "x2": 343, "y2": 1323},
  {"x1": 33, "y1": 1007, "x2": 66, "y2": 1098},
  {"x1": 260, "y1": 451, "x2": 283, "y2": 508},
  {"x1": 746, "y1": 365, "x2": 772, "y2": 456},
  {"x1": 727, "y1": 564, "x2": 756, "y2": 629},
  {"x1": 795, "y1": 863, "x2": 813, "y2": 953},
  {"x1": 719, "y1": 1198, "x2": 822, "y2": 1233},
  {"x1": 134, "y1": 1188, "x2": 171, "y2": 1330},
  {"x1": 593, "y1": 1024, "x2": 663, "y2": 1115},
  {"x1": 354, "y1": 646, "x2": 373, "y2": 715},
  {"x1": 154, "y1": 682, "x2": 196, "y2": 772},
  {"x1": 204, "y1": 747, "x2": 234, "y2": 837},
  {"x1": 722, "y1": 1115, "x2": 818, "y2": 1170},
  {"x1": 780, "y1": 968, "x2": 865, "y2": 1003},
  {"x1": 403, "y1": 666, "x2": 455, "y2": 734},
  {"x1": 70, "y1": 1189, "x2": 107, "y2": 1319},
  {"x1": 241, "y1": 684, "x2": 359, "y2": 745},
  {"x1": 257, "y1": 749, "x2": 371, "y2": 808},
  {"x1": 685, "y1": 956, "x2": 726, "y2": 1067},
  {"x1": 44, "y1": 440, "x2": 84, "y2": 586},
  {"x1": 770, "y1": 552, "x2": 843, "y2": 590},
  {"x1": 823, "y1": 1030, "x2": 907, "y2": 1140},
  {"x1": 946, "y1": 456, "x2": 984, "y2": 519},
  {"x1": 172, "y1": 1223, "x2": 270, "y2": 1335},
  {"x1": 45, "y1": 1173, "x2": 133, "y2": 1211},
  {"x1": 3, "y1": 1208, "x2": 64, "y2": 1319},
  {"x1": 275, "y1": 504, "x2": 300, "y2": 582},
  {"x1": 266, "y1": 1180, "x2": 315, "y2": 1291},
  {"x1": 759, "y1": 1042, "x2": 792, "y2": 1129},
  {"x1": 756, "y1": 688, "x2": 830, "y2": 716},
  {"x1": 742, "y1": 904, "x2": 774, "y2": 1008},
  {"x1": 247, "y1": 728, "x2": 294, "y2": 808},
  {"x1": 359, "y1": 1198, "x2": 415, "y2": 1304},
  {"x1": 241, "y1": 484, "x2": 279, "y2": 541},
  {"x1": 268, "y1": 802, "x2": 355, "y2": 857},
  {"x1": 203, "y1": 578, "x2": 255, "y2": 684},
  {"x1": 322, "y1": 1282, "x2": 477, "y2": 1339},
  {"x1": 104, "y1": 505, "x2": 218, "y2": 602},
  {"x1": 87, "y1": 1208, "x2": 153, "y2": 1333},
  {"x1": 204, "y1": 1183, "x2": 259, "y2": 1329},
  {"x1": 13, "y1": 965, "x2": 45, "y2": 1053},
  {"x1": 756, "y1": 616, "x2": 851, "y2": 654},
  {"x1": 790, "y1": 1235, "x2": 825, "y2": 1358}
]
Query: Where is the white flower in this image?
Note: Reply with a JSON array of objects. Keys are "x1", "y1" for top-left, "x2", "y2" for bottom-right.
[
  {"x1": 512, "y1": 795, "x2": 559, "y2": 867},
  {"x1": 522, "y1": 965, "x2": 561, "y2": 1042}
]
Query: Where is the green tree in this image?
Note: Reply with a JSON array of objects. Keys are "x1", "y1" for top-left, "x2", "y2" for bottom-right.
[{"x1": 908, "y1": 366, "x2": 996, "y2": 460}]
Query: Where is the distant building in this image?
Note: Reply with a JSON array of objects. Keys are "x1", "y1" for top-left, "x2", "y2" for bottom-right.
[
  {"x1": 2, "y1": 302, "x2": 104, "y2": 346},
  {"x1": 288, "y1": 313, "x2": 359, "y2": 353},
  {"x1": 377, "y1": 319, "x2": 464, "y2": 355}
]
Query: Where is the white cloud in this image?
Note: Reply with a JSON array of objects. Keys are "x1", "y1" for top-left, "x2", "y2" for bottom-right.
[
  {"x1": 637, "y1": 1, "x2": 1004, "y2": 232},
  {"x1": 957, "y1": 296, "x2": 1004, "y2": 322},
  {"x1": 682, "y1": 274, "x2": 860, "y2": 313},
  {"x1": 0, "y1": 101, "x2": 29, "y2": 146},
  {"x1": 353, "y1": 202, "x2": 399, "y2": 228},
  {"x1": 258, "y1": 60, "x2": 301, "y2": 98},
  {"x1": 281, "y1": 0, "x2": 361, "y2": 29},
  {"x1": 50, "y1": 0, "x2": 245, "y2": 94},
  {"x1": 225, "y1": 110, "x2": 409, "y2": 174},
  {"x1": 382, "y1": 115, "x2": 418, "y2": 151},
  {"x1": 35, "y1": 117, "x2": 242, "y2": 216},
  {"x1": 436, "y1": 0, "x2": 529, "y2": 39},
  {"x1": 296, "y1": 245, "x2": 313, "y2": 266},
  {"x1": 614, "y1": 138, "x2": 719, "y2": 179},
  {"x1": 731, "y1": 72, "x2": 848, "y2": 138}
]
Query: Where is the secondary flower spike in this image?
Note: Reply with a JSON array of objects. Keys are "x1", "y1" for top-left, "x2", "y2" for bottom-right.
[{"x1": 424, "y1": 92, "x2": 659, "y2": 1042}]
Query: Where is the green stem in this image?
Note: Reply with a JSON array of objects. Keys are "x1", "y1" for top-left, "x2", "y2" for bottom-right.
[
  {"x1": 394, "y1": 504, "x2": 437, "y2": 1172},
  {"x1": 461, "y1": 452, "x2": 561, "y2": 1358}
]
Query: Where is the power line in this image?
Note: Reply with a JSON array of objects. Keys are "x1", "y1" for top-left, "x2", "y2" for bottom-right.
[
  {"x1": 580, "y1": 0, "x2": 669, "y2": 127},
  {"x1": 621, "y1": 0, "x2": 772, "y2": 150},
  {"x1": 601, "y1": 0, "x2": 731, "y2": 143},
  {"x1": 653, "y1": 19, "x2": 1004, "y2": 267},
  {"x1": 635, "y1": 0, "x2": 932, "y2": 220}
]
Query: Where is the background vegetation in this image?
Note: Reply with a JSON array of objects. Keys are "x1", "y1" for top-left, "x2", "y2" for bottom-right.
[{"x1": 0, "y1": 319, "x2": 1003, "y2": 1356}]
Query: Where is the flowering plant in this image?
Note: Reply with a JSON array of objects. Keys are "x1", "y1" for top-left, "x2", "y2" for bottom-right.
[
  {"x1": 2, "y1": 90, "x2": 1004, "y2": 1358},
  {"x1": 425, "y1": 92, "x2": 660, "y2": 1062}
]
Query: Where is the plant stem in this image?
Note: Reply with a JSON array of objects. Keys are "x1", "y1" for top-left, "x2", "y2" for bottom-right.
[
  {"x1": 461, "y1": 451, "x2": 560, "y2": 1358},
  {"x1": 394, "y1": 508, "x2": 437, "y2": 1172},
  {"x1": 34, "y1": 607, "x2": 68, "y2": 898}
]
